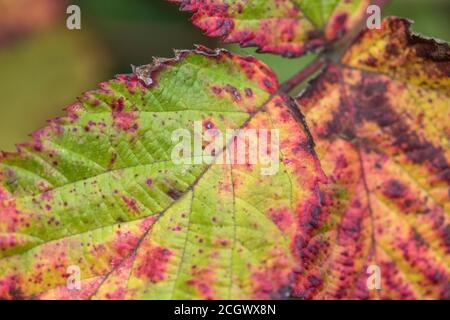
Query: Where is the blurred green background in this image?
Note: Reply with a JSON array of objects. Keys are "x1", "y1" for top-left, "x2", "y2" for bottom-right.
[{"x1": 0, "y1": 0, "x2": 448, "y2": 151}]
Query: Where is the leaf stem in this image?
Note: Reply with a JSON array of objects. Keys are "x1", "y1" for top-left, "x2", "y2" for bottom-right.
[{"x1": 279, "y1": 56, "x2": 326, "y2": 94}]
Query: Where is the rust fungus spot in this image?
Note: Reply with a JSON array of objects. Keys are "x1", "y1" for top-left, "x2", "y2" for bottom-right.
[
  {"x1": 121, "y1": 196, "x2": 139, "y2": 213},
  {"x1": 135, "y1": 247, "x2": 172, "y2": 283}
]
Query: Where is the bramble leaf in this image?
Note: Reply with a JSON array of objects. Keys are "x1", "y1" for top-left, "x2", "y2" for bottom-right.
[
  {"x1": 169, "y1": 0, "x2": 382, "y2": 57},
  {"x1": 0, "y1": 47, "x2": 325, "y2": 299},
  {"x1": 295, "y1": 17, "x2": 450, "y2": 299}
]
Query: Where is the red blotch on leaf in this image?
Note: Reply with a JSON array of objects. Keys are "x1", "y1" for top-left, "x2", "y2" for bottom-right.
[
  {"x1": 267, "y1": 207, "x2": 293, "y2": 233},
  {"x1": 186, "y1": 268, "x2": 215, "y2": 300},
  {"x1": 121, "y1": 196, "x2": 140, "y2": 213},
  {"x1": 0, "y1": 274, "x2": 25, "y2": 299},
  {"x1": 112, "y1": 112, "x2": 139, "y2": 133},
  {"x1": 135, "y1": 247, "x2": 172, "y2": 283}
]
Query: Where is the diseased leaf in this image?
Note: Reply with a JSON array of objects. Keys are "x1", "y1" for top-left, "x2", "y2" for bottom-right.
[
  {"x1": 0, "y1": 46, "x2": 325, "y2": 299},
  {"x1": 169, "y1": 0, "x2": 381, "y2": 57},
  {"x1": 296, "y1": 17, "x2": 450, "y2": 299}
]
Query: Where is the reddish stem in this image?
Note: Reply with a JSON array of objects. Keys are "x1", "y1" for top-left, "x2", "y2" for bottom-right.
[{"x1": 279, "y1": 57, "x2": 326, "y2": 93}]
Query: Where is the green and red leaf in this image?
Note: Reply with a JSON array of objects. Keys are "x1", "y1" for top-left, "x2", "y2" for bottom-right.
[
  {"x1": 169, "y1": 0, "x2": 383, "y2": 57},
  {"x1": 0, "y1": 46, "x2": 326, "y2": 299}
]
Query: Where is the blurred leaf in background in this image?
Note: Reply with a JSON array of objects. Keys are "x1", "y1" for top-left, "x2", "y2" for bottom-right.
[
  {"x1": 0, "y1": 0, "x2": 448, "y2": 151},
  {"x1": 0, "y1": 0, "x2": 111, "y2": 151},
  {"x1": 0, "y1": 0, "x2": 63, "y2": 47}
]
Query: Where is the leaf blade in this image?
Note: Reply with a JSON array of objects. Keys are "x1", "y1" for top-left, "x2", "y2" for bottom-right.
[
  {"x1": 296, "y1": 17, "x2": 450, "y2": 299},
  {"x1": 169, "y1": 0, "x2": 377, "y2": 57},
  {"x1": 0, "y1": 47, "x2": 324, "y2": 299}
]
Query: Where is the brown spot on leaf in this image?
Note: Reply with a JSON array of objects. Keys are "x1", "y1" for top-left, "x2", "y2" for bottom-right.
[
  {"x1": 383, "y1": 179, "x2": 405, "y2": 199},
  {"x1": 167, "y1": 188, "x2": 183, "y2": 200},
  {"x1": 112, "y1": 112, "x2": 138, "y2": 133}
]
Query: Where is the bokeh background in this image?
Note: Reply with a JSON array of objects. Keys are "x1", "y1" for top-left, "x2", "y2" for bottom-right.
[{"x1": 0, "y1": 0, "x2": 448, "y2": 151}]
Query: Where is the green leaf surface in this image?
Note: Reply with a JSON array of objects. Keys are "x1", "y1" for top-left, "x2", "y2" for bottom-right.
[{"x1": 0, "y1": 47, "x2": 325, "y2": 299}]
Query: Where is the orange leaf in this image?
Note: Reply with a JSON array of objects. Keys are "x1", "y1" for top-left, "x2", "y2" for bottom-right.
[{"x1": 295, "y1": 17, "x2": 449, "y2": 299}]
